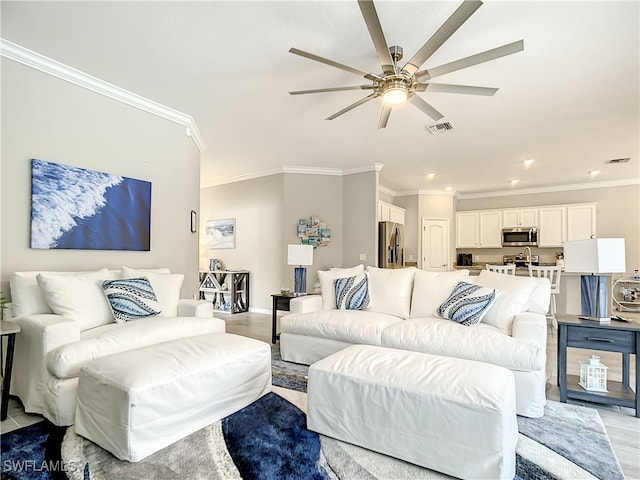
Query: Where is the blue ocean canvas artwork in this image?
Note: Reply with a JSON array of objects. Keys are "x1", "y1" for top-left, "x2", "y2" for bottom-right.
[{"x1": 30, "y1": 159, "x2": 151, "y2": 251}]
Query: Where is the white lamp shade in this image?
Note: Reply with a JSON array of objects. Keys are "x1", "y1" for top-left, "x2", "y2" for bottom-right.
[
  {"x1": 287, "y1": 244, "x2": 313, "y2": 266},
  {"x1": 563, "y1": 238, "x2": 626, "y2": 274}
]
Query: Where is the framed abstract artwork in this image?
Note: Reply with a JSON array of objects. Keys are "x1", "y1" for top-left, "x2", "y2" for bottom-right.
[
  {"x1": 206, "y1": 218, "x2": 236, "y2": 249},
  {"x1": 30, "y1": 159, "x2": 152, "y2": 251}
]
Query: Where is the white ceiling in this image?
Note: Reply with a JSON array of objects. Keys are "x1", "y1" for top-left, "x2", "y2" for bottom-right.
[{"x1": 2, "y1": 1, "x2": 639, "y2": 195}]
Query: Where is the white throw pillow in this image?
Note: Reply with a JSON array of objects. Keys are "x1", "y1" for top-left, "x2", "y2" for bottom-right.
[
  {"x1": 476, "y1": 270, "x2": 538, "y2": 334},
  {"x1": 365, "y1": 266, "x2": 415, "y2": 318},
  {"x1": 318, "y1": 265, "x2": 365, "y2": 310},
  {"x1": 36, "y1": 269, "x2": 114, "y2": 330},
  {"x1": 410, "y1": 269, "x2": 470, "y2": 318},
  {"x1": 121, "y1": 267, "x2": 183, "y2": 316},
  {"x1": 10, "y1": 270, "x2": 113, "y2": 317}
]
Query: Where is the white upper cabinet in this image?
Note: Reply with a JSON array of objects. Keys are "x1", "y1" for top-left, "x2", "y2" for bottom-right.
[
  {"x1": 566, "y1": 204, "x2": 596, "y2": 241},
  {"x1": 479, "y1": 211, "x2": 503, "y2": 247},
  {"x1": 502, "y1": 208, "x2": 538, "y2": 228},
  {"x1": 538, "y1": 206, "x2": 566, "y2": 247},
  {"x1": 456, "y1": 212, "x2": 480, "y2": 248},
  {"x1": 455, "y1": 210, "x2": 502, "y2": 248},
  {"x1": 456, "y1": 202, "x2": 596, "y2": 249},
  {"x1": 378, "y1": 201, "x2": 405, "y2": 225}
]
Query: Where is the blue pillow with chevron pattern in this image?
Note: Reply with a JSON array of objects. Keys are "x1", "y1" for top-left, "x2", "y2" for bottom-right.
[
  {"x1": 102, "y1": 277, "x2": 161, "y2": 323},
  {"x1": 335, "y1": 273, "x2": 370, "y2": 310},
  {"x1": 437, "y1": 281, "x2": 498, "y2": 326}
]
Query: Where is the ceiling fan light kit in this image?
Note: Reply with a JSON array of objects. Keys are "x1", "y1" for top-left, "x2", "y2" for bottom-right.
[{"x1": 289, "y1": 0, "x2": 524, "y2": 129}]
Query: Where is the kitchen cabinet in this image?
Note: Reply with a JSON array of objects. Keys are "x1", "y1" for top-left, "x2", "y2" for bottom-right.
[
  {"x1": 378, "y1": 201, "x2": 405, "y2": 225},
  {"x1": 566, "y1": 204, "x2": 596, "y2": 241},
  {"x1": 455, "y1": 210, "x2": 502, "y2": 248},
  {"x1": 502, "y1": 208, "x2": 538, "y2": 228},
  {"x1": 538, "y1": 206, "x2": 566, "y2": 247}
]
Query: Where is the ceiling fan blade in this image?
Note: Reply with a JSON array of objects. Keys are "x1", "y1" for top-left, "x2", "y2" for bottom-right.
[
  {"x1": 289, "y1": 48, "x2": 381, "y2": 81},
  {"x1": 416, "y1": 83, "x2": 498, "y2": 96},
  {"x1": 408, "y1": 95, "x2": 444, "y2": 121},
  {"x1": 402, "y1": 0, "x2": 482, "y2": 76},
  {"x1": 290, "y1": 85, "x2": 374, "y2": 95},
  {"x1": 358, "y1": 0, "x2": 395, "y2": 75},
  {"x1": 378, "y1": 105, "x2": 392, "y2": 129},
  {"x1": 327, "y1": 93, "x2": 378, "y2": 120},
  {"x1": 416, "y1": 40, "x2": 524, "y2": 80}
]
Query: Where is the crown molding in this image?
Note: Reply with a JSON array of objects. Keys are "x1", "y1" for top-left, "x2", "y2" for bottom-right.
[
  {"x1": 202, "y1": 163, "x2": 384, "y2": 188},
  {"x1": 0, "y1": 38, "x2": 206, "y2": 152},
  {"x1": 456, "y1": 178, "x2": 640, "y2": 200},
  {"x1": 379, "y1": 187, "x2": 456, "y2": 197},
  {"x1": 378, "y1": 185, "x2": 395, "y2": 197}
]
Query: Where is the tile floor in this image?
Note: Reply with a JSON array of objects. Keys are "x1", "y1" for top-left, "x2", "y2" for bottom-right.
[{"x1": 2, "y1": 311, "x2": 639, "y2": 479}]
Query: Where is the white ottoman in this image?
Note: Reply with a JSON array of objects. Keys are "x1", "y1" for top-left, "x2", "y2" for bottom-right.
[
  {"x1": 307, "y1": 345, "x2": 518, "y2": 480},
  {"x1": 75, "y1": 333, "x2": 271, "y2": 462}
]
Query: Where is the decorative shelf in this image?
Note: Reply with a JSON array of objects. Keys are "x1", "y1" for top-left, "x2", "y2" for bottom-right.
[{"x1": 198, "y1": 270, "x2": 249, "y2": 314}]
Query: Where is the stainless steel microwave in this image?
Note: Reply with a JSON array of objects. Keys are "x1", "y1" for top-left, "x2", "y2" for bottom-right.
[{"x1": 501, "y1": 227, "x2": 539, "y2": 247}]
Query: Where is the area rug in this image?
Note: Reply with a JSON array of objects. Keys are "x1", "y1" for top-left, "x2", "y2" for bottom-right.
[{"x1": 1, "y1": 346, "x2": 625, "y2": 480}]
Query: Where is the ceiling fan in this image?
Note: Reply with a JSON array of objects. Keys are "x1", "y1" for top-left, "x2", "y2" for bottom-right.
[{"x1": 289, "y1": 0, "x2": 524, "y2": 129}]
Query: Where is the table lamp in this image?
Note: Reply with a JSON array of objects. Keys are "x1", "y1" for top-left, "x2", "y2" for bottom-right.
[
  {"x1": 563, "y1": 238, "x2": 626, "y2": 322},
  {"x1": 287, "y1": 244, "x2": 314, "y2": 296}
]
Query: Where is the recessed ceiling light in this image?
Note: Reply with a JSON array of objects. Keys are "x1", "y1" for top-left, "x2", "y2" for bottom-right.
[
  {"x1": 588, "y1": 170, "x2": 601, "y2": 176},
  {"x1": 523, "y1": 159, "x2": 535, "y2": 168},
  {"x1": 426, "y1": 172, "x2": 436, "y2": 180},
  {"x1": 510, "y1": 179, "x2": 519, "y2": 186},
  {"x1": 445, "y1": 186, "x2": 453, "y2": 192}
]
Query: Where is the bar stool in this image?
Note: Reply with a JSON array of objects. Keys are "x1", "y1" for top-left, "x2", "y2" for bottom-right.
[
  {"x1": 528, "y1": 265, "x2": 562, "y2": 329},
  {"x1": 485, "y1": 264, "x2": 516, "y2": 275}
]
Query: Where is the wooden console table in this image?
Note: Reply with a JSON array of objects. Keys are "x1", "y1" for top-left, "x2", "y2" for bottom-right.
[
  {"x1": 199, "y1": 270, "x2": 249, "y2": 314},
  {"x1": 557, "y1": 313, "x2": 639, "y2": 417}
]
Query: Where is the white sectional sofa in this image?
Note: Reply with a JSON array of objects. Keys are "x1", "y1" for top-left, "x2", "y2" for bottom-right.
[
  {"x1": 280, "y1": 265, "x2": 551, "y2": 418},
  {"x1": 7, "y1": 267, "x2": 225, "y2": 426}
]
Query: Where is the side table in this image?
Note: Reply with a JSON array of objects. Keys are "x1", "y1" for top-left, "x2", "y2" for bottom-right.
[
  {"x1": 271, "y1": 294, "x2": 297, "y2": 344},
  {"x1": 556, "y1": 314, "x2": 639, "y2": 417},
  {"x1": 1, "y1": 320, "x2": 20, "y2": 421}
]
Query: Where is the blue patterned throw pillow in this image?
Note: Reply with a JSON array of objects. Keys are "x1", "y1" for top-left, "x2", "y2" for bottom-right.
[
  {"x1": 102, "y1": 277, "x2": 161, "y2": 323},
  {"x1": 437, "y1": 281, "x2": 497, "y2": 326},
  {"x1": 335, "y1": 273, "x2": 370, "y2": 310}
]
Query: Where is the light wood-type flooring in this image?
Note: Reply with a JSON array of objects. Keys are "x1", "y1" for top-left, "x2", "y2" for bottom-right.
[{"x1": 2, "y1": 310, "x2": 638, "y2": 478}]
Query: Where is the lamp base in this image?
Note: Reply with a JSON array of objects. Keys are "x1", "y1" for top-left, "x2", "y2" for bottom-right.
[
  {"x1": 294, "y1": 267, "x2": 307, "y2": 296},
  {"x1": 578, "y1": 316, "x2": 612, "y2": 323},
  {"x1": 580, "y1": 275, "x2": 610, "y2": 320}
]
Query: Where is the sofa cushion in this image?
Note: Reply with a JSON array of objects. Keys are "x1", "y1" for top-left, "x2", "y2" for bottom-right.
[
  {"x1": 102, "y1": 277, "x2": 161, "y2": 323},
  {"x1": 36, "y1": 269, "x2": 115, "y2": 331},
  {"x1": 410, "y1": 269, "x2": 470, "y2": 318},
  {"x1": 475, "y1": 270, "x2": 539, "y2": 334},
  {"x1": 47, "y1": 316, "x2": 226, "y2": 379},
  {"x1": 381, "y1": 318, "x2": 545, "y2": 372},
  {"x1": 437, "y1": 282, "x2": 498, "y2": 326},
  {"x1": 280, "y1": 310, "x2": 404, "y2": 346},
  {"x1": 335, "y1": 273, "x2": 370, "y2": 310},
  {"x1": 318, "y1": 265, "x2": 365, "y2": 310},
  {"x1": 365, "y1": 266, "x2": 415, "y2": 318},
  {"x1": 121, "y1": 267, "x2": 183, "y2": 317}
]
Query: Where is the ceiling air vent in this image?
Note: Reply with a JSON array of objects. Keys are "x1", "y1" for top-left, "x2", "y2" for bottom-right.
[
  {"x1": 605, "y1": 157, "x2": 630, "y2": 164},
  {"x1": 426, "y1": 122, "x2": 454, "y2": 134}
]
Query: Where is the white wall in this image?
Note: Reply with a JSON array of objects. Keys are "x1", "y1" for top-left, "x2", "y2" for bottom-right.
[
  {"x1": 1, "y1": 59, "x2": 202, "y2": 298},
  {"x1": 343, "y1": 171, "x2": 377, "y2": 268}
]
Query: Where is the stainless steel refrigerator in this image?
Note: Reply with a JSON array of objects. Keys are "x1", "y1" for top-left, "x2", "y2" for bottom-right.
[{"x1": 378, "y1": 222, "x2": 404, "y2": 268}]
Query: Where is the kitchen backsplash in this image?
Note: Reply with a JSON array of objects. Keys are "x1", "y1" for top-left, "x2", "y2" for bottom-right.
[{"x1": 455, "y1": 247, "x2": 561, "y2": 265}]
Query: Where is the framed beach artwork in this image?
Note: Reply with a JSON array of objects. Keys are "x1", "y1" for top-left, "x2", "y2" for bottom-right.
[
  {"x1": 30, "y1": 159, "x2": 151, "y2": 251},
  {"x1": 206, "y1": 218, "x2": 236, "y2": 249}
]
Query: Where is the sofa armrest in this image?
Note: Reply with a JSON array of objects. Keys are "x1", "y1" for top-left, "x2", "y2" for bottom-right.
[
  {"x1": 290, "y1": 295, "x2": 322, "y2": 314},
  {"x1": 511, "y1": 312, "x2": 547, "y2": 349},
  {"x1": 9, "y1": 314, "x2": 80, "y2": 415},
  {"x1": 177, "y1": 299, "x2": 213, "y2": 318}
]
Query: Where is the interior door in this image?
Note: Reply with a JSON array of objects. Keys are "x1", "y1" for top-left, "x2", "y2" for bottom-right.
[{"x1": 422, "y1": 218, "x2": 450, "y2": 271}]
